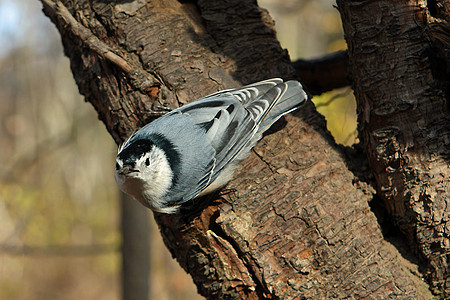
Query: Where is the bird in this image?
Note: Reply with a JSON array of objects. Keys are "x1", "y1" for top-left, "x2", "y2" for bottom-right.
[{"x1": 115, "y1": 78, "x2": 307, "y2": 214}]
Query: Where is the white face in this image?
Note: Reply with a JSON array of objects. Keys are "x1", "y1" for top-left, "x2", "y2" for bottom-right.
[
  {"x1": 115, "y1": 151, "x2": 152, "y2": 181},
  {"x1": 115, "y1": 145, "x2": 174, "y2": 211}
]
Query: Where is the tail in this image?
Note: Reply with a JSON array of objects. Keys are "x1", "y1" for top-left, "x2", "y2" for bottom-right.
[{"x1": 255, "y1": 80, "x2": 308, "y2": 132}]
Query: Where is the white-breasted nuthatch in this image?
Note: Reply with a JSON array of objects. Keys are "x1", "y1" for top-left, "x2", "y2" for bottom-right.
[{"x1": 115, "y1": 78, "x2": 307, "y2": 214}]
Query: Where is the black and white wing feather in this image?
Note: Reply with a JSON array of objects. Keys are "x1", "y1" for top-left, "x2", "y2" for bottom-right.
[{"x1": 178, "y1": 78, "x2": 307, "y2": 199}]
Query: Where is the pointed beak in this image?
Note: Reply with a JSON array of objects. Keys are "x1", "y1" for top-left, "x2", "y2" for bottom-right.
[{"x1": 118, "y1": 165, "x2": 139, "y2": 175}]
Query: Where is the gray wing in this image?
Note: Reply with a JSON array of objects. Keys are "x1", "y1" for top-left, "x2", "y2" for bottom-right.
[
  {"x1": 177, "y1": 79, "x2": 306, "y2": 198},
  {"x1": 170, "y1": 78, "x2": 283, "y2": 123}
]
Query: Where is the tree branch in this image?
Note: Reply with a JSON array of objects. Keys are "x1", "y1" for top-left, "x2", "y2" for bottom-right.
[
  {"x1": 41, "y1": 0, "x2": 160, "y2": 97},
  {"x1": 41, "y1": 0, "x2": 132, "y2": 73},
  {"x1": 292, "y1": 50, "x2": 351, "y2": 95}
]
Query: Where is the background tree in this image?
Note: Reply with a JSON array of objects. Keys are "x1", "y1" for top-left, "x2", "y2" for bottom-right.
[{"x1": 34, "y1": 0, "x2": 449, "y2": 298}]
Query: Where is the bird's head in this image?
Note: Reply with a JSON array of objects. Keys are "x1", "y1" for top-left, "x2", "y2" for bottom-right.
[{"x1": 115, "y1": 139, "x2": 174, "y2": 209}]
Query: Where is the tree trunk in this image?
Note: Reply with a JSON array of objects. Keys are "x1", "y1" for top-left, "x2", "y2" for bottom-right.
[
  {"x1": 337, "y1": 0, "x2": 450, "y2": 296},
  {"x1": 121, "y1": 193, "x2": 150, "y2": 300},
  {"x1": 39, "y1": 0, "x2": 446, "y2": 298}
]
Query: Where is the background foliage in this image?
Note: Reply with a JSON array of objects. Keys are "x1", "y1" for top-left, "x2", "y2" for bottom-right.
[{"x1": 0, "y1": 0, "x2": 355, "y2": 299}]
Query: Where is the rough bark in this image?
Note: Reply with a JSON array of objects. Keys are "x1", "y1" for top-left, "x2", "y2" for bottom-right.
[
  {"x1": 40, "y1": 0, "x2": 435, "y2": 298},
  {"x1": 337, "y1": 0, "x2": 450, "y2": 297}
]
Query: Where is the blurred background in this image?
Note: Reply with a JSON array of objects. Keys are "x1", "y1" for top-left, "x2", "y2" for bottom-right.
[{"x1": 0, "y1": 0, "x2": 355, "y2": 299}]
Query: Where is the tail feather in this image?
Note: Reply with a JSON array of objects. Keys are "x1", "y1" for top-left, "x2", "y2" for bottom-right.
[{"x1": 260, "y1": 80, "x2": 308, "y2": 131}]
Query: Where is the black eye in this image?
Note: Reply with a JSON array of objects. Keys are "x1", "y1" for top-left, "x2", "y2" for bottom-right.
[
  {"x1": 116, "y1": 162, "x2": 120, "y2": 170},
  {"x1": 145, "y1": 158, "x2": 150, "y2": 166}
]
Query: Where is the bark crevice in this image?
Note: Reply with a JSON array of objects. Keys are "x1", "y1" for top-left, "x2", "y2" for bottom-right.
[{"x1": 209, "y1": 210, "x2": 273, "y2": 299}]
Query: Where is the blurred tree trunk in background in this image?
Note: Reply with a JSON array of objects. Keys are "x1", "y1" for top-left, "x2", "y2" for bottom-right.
[
  {"x1": 121, "y1": 193, "x2": 150, "y2": 300},
  {"x1": 40, "y1": 0, "x2": 448, "y2": 299}
]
